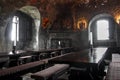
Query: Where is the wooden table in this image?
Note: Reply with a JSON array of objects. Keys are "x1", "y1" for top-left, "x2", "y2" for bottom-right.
[
  {"x1": 49, "y1": 47, "x2": 108, "y2": 80},
  {"x1": 0, "y1": 47, "x2": 73, "y2": 58},
  {"x1": 49, "y1": 47, "x2": 108, "y2": 66},
  {"x1": 0, "y1": 47, "x2": 74, "y2": 67}
]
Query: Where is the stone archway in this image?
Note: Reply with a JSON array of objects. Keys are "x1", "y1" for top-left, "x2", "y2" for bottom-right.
[
  {"x1": 88, "y1": 13, "x2": 117, "y2": 47},
  {"x1": 20, "y1": 6, "x2": 41, "y2": 50}
]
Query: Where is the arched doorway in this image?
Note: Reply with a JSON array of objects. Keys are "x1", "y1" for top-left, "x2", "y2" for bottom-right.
[
  {"x1": 88, "y1": 13, "x2": 117, "y2": 47},
  {"x1": 5, "y1": 6, "x2": 41, "y2": 51},
  {"x1": 20, "y1": 6, "x2": 41, "y2": 50},
  {"x1": 5, "y1": 10, "x2": 35, "y2": 51}
]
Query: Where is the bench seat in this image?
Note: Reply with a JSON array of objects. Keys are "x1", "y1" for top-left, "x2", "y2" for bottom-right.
[
  {"x1": 0, "y1": 60, "x2": 45, "y2": 77},
  {"x1": 31, "y1": 64, "x2": 69, "y2": 80},
  {"x1": 105, "y1": 62, "x2": 120, "y2": 80}
]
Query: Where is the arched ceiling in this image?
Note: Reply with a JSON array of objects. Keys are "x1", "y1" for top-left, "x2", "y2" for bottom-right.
[
  {"x1": 0, "y1": 0, "x2": 120, "y2": 30},
  {"x1": 0, "y1": 0, "x2": 120, "y2": 10}
]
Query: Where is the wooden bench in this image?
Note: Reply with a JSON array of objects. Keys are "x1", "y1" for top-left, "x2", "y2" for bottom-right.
[
  {"x1": 112, "y1": 53, "x2": 120, "y2": 62},
  {"x1": 31, "y1": 64, "x2": 69, "y2": 80},
  {"x1": 0, "y1": 60, "x2": 45, "y2": 79},
  {"x1": 105, "y1": 62, "x2": 120, "y2": 80}
]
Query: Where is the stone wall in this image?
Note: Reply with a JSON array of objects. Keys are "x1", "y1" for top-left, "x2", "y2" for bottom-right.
[{"x1": 0, "y1": 0, "x2": 120, "y2": 51}]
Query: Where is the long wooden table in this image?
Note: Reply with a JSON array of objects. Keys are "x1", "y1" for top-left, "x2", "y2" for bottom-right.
[
  {"x1": 49, "y1": 47, "x2": 108, "y2": 80},
  {"x1": 0, "y1": 47, "x2": 74, "y2": 67},
  {"x1": 0, "y1": 47, "x2": 74, "y2": 58},
  {"x1": 49, "y1": 47, "x2": 108, "y2": 66}
]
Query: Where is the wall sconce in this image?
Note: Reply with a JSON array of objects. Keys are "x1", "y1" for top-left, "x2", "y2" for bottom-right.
[
  {"x1": 115, "y1": 15, "x2": 120, "y2": 24},
  {"x1": 118, "y1": 19, "x2": 120, "y2": 24},
  {"x1": 77, "y1": 18, "x2": 87, "y2": 30}
]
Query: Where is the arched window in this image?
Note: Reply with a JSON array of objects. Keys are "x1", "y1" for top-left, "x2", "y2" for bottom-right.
[
  {"x1": 11, "y1": 16, "x2": 19, "y2": 46},
  {"x1": 5, "y1": 10, "x2": 34, "y2": 42},
  {"x1": 5, "y1": 10, "x2": 34, "y2": 50},
  {"x1": 88, "y1": 13, "x2": 117, "y2": 47},
  {"x1": 97, "y1": 19, "x2": 109, "y2": 40}
]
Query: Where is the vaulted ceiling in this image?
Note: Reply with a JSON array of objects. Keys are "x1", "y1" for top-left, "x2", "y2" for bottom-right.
[{"x1": 0, "y1": 0, "x2": 120, "y2": 30}]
